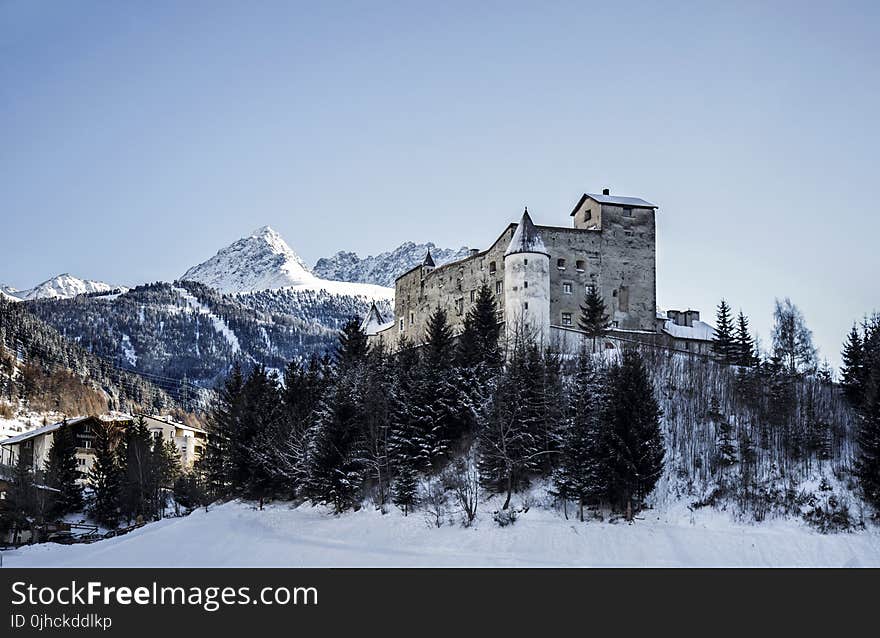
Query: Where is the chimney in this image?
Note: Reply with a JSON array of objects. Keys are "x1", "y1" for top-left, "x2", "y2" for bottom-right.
[
  {"x1": 469, "y1": 248, "x2": 479, "y2": 257},
  {"x1": 602, "y1": 188, "x2": 610, "y2": 195}
]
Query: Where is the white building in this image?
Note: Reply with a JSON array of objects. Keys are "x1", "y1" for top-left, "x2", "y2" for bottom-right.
[{"x1": 0, "y1": 414, "x2": 208, "y2": 481}]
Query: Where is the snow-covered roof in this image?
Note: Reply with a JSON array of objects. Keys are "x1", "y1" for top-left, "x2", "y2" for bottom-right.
[
  {"x1": 663, "y1": 319, "x2": 716, "y2": 342},
  {"x1": 140, "y1": 414, "x2": 207, "y2": 435},
  {"x1": 361, "y1": 302, "x2": 392, "y2": 336},
  {"x1": 571, "y1": 192, "x2": 657, "y2": 215},
  {"x1": 0, "y1": 416, "x2": 93, "y2": 446},
  {"x1": 505, "y1": 209, "x2": 548, "y2": 256}
]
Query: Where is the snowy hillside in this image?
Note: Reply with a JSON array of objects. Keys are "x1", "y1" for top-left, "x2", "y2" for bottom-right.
[
  {"x1": 182, "y1": 226, "x2": 393, "y2": 299},
  {"x1": 314, "y1": 242, "x2": 472, "y2": 287},
  {"x1": 6, "y1": 499, "x2": 879, "y2": 567},
  {"x1": 0, "y1": 287, "x2": 21, "y2": 302},
  {"x1": 11, "y1": 273, "x2": 118, "y2": 300}
]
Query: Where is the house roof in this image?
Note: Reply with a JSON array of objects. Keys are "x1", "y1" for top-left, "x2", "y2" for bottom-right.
[
  {"x1": 140, "y1": 414, "x2": 207, "y2": 435},
  {"x1": 0, "y1": 416, "x2": 94, "y2": 446},
  {"x1": 570, "y1": 192, "x2": 657, "y2": 215},
  {"x1": 505, "y1": 208, "x2": 548, "y2": 256},
  {"x1": 360, "y1": 301, "x2": 392, "y2": 336},
  {"x1": 662, "y1": 319, "x2": 716, "y2": 342}
]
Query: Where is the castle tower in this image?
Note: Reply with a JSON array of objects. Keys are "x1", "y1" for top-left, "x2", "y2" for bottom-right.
[
  {"x1": 421, "y1": 249, "x2": 435, "y2": 278},
  {"x1": 504, "y1": 208, "x2": 551, "y2": 346}
]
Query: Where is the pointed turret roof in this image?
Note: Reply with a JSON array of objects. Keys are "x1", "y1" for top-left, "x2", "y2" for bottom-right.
[
  {"x1": 360, "y1": 301, "x2": 389, "y2": 336},
  {"x1": 423, "y1": 249, "x2": 436, "y2": 267},
  {"x1": 505, "y1": 207, "x2": 548, "y2": 256}
]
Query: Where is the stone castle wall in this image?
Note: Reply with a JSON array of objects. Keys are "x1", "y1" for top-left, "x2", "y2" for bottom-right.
[{"x1": 373, "y1": 200, "x2": 657, "y2": 348}]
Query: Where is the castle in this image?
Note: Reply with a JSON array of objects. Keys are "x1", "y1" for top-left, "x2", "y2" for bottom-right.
[{"x1": 365, "y1": 189, "x2": 714, "y2": 355}]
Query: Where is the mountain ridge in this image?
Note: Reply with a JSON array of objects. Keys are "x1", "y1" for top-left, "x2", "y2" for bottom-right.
[{"x1": 313, "y1": 241, "x2": 472, "y2": 287}]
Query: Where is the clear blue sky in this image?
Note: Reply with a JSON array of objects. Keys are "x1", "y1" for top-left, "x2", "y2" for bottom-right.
[{"x1": 2, "y1": 1, "x2": 878, "y2": 366}]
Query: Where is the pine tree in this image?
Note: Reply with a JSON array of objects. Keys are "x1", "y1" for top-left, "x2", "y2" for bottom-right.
[
  {"x1": 391, "y1": 458, "x2": 419, "y2": 516},
  {"x1": 712, "y1": 300, "x2": 736, "y2": 364},
  {"x1": 855, "y1": 316, "x2": 880, "y2": 511},
  {"x1": 203, "y1": 363, "x2": 243, "y2": 499},
  {"x1": 89, "y1": 421, "x2": 123, "y2": 527},
  {"x1": 840, "y1": 323, "x2": 864, "y2": 406},
  {"x1": 578, "y1": 285, "x2": 611, "y2": 350},
  {"x1": 234, "y1": 365, "x2": 282, "y2": 500},
  {"x1": 119, "y1": 416, "x2": 155, "y2": 522},
  {"x1": 456, "y1": 283, "x2": 501, "y2": 369},
  {"x1": 856, "y1": 381, "x2": 880, "y2": 510},
  {"x1": 336, "y1": 318, "x2": 369, "y2": 370},
  {"x1": 151, "y1": 436, "x2": 181, "y2": 518},
  {"x1": 817, "y1": 360, "x2": 834, "y2": 385},
  {"x1": 709, "y1": 396, "x2": 737, "y2": 474},
  {"x1": 360, "y1": 343, "x2": 393, "y2": 505},
  {"x1": 552, "y1": 348, "x2": 606, "y2": 521},
  {"x1": 734, "y1": 311, "x2": 756, "y2": 367},
  {"x1": 2, "y1": 451, "x2": 37, "y2": 541},
  {"x1": 301, "y1": 373, "x2": 368, "y2": 513},
  {"x1": 404, "y1": 308, "x2": 471, "y2": 466},
  {"x1": 44, "y1": 421, "x2": 83, "y2": 518},
  {"x1": 477, "y1": 332, "x2": 542, "y2": 509},
  {"x1": 424, "y1": 307, "x2": 454, "y2": 368},
  {"x1": 603, "y1": 348, "x2": 664, "y2": 519}
]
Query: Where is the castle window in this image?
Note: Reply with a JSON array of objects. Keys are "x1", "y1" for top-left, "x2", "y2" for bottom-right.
[
  {"x1": 399, "y1": 319, "x2": 404, "y2": 331},
  {"x1": 584, "y1": 209, "x2": 592, "y2": 221},
  {"x1": 561, "y1": 312, "x2": 572, "y2": 326},
  {"x1": 496, "y1": 281, "x2": 503, "y2": 295},
  {"x1": 524, "y1": 259, "x2": 528, "y2": 265},
  {"x1": 576, "y1": 260, "x2": 585, "y2": 271},
  {"x1": 557, "y1": 258, "x2": 565, "y2": 269},
  {"x1": 623, "y1": 207, "x2": 633, "y2": 217},
  {"x1": 470, "y1": 290, "x2": 476, "y2": 302},
  {"x1": 489, "y1": 261, "x2": 496, "y2": 275},
  {"x1": 455, "y1": 298, "x2": 464, "y2": 315},
  {"x1": 524, "y1": 302, "x2": 529, "y2": 310},
  {"x1": 524, "y1": 281, "x2": 528, "y2": 289},
  {"x1": 562, "y1": 282, "x2": 572, "y2": 295},
  {"x1": 409, "y1": 313, "x2": 414, "y2": 325}
]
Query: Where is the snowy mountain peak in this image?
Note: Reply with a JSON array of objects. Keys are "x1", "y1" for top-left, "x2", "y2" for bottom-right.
[
  {"x1": 15, "y1": 274, "x2": 116, "y2": 300},
  {"x1": 181, "y1": 227, "x2": 393, "y2": 300}
]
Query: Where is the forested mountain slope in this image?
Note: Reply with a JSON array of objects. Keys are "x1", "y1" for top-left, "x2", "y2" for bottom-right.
[
  {"x1": 23, "y1": 281, "x2": 391, "y2": 386},
  {"x1": 0, "y1": 299, "x2": 173, "y2": 415}
]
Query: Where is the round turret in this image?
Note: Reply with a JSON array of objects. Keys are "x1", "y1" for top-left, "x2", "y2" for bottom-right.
[{"x1": 503, "y1": 208, "x2": 551, "y2": 346}]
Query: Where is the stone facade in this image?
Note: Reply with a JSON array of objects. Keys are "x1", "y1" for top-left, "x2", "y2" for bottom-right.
[{"x1": 371, "y1": 190, "x2": 659, "y2": 350}]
